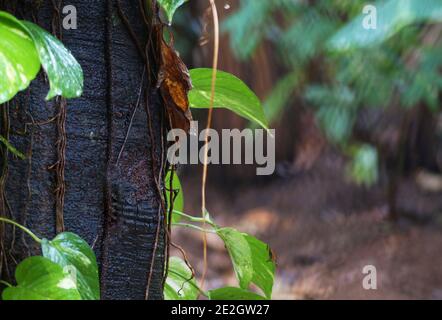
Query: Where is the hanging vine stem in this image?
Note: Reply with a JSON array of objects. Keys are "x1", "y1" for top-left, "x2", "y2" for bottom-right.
[
  {"x1": 21, "y1": 97, "x2": 34, "y2": 259},
  {"x1": 49, "y1": 97, "x2": 67, "y2": 234},
  {"x1": 200, "y1": 0, "x2": 219, "y2": 291},
  {"x1": 138, "y1": 0, "x2": 170, "y2": 300},
  {"x1": 172, "y1": 223, "x2": 217, "y2": 234},
  {"x1": 49, "y1": 0, "x2": 67, "y2": 234},
  {"x1": 0, "y1": 101, "x2": 10, "y2": 280}
]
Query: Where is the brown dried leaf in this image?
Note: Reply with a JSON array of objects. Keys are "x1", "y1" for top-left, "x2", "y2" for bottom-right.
[{"x1": 157, "y1": 31, "x2": 193, "y2": 132}]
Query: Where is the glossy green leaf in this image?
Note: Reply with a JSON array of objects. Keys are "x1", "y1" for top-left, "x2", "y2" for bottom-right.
[
  {"x1": 208, "y1": 287, "x2": 267, "y2": 300},
  {"x1": 217, "y1": 228, "x2": 275, "y2": 299},
  {"x1": 158, "y1": 0, "x2": 188, "y2": 24},
  {"x1": 21, "y1": 20, "x2": 83, "y2": 100},
  {"x1": 189, "y1": 68, "x2": 269, "y2": 129},
  {"x1": 2, "y1": 256, "x2": 81, "y2": 300},
  {"x1": 0, "y1": 134, "x2": 26, "y2": 159},
  {"x1": 165, "y1": 171, "x2": 184, "y2": 223},
  {"x1": 328, "y1": 0, "x2": 442, "y2": 50},
  {"x1": 164, "y1": 257, "x2": 199, "y2": 300},
  {"x1": 0, "y1": 11, "x2": 40, "y2": 104},
  {"x1": 41, "y1": 232, "x2": 99, "y2": 300}
]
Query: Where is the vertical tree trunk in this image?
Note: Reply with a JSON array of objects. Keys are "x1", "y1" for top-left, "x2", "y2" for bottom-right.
[{"x1": 0, "y1": 0, "x2": 166, "y2": 300}]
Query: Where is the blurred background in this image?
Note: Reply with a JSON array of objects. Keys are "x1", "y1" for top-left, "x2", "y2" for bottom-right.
[{"x1": 171, "y1": 0, "x2": 442, "y2": 299}]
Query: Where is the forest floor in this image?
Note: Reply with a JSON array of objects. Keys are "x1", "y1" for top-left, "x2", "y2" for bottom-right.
[{"x1": 172, "y1": 149, "x2": 442, "y2": 300}]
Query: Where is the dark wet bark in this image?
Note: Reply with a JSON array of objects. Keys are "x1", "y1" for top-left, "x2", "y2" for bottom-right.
[{"x1": 0, "y1": 0, "x2": 166, "y2": 300}]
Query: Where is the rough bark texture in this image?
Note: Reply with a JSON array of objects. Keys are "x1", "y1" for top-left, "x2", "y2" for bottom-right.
[{"x1": 0, "y1": 0, "x2": 166, "y2": 300}]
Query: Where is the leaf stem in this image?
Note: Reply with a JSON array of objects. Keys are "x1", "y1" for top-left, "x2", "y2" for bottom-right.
[
  {"x1": 173, "y1": 210, "x2": 216, "y2": 227},
  {"x1": 200, "y1": 0, "x2": 220, "y2": 292},
  {"x1": 0, "y1": 280, "x2": 12, "y2": 287},
  {"x1": 172, "y1": 223, "x2": 217, "y2": 234},
  {"x1": 0, "y1": 217, "x2": 42, "y2": 244}
]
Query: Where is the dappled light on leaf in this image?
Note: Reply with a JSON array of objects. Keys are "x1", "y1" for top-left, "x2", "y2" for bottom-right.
[
  {"x1": 41, "y1": 232, "x2": 100, "y2": 300},
  {"x1": 21, "y1": 21, "x2": 83, "y2": 100},
  {"x1": 0, "y1": 11, "x2": 40, "y2": 104},
  {"x1": 189, "y1": 68, "x2": 269, "y2": 129},
  {"x1": 164, "y1": 257, "x2": 199, "y2": 300},
  {"x1": 2, "y1": 257, "x2": 81, "y2": 300},
  {"x1": 158, "y1": 0, "x2": 188, "y2": 24}
]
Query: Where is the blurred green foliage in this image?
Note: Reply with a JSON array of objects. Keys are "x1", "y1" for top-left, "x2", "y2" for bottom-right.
[{"x1": 223, "y1": 0, "x2": 442, "y2": 185}]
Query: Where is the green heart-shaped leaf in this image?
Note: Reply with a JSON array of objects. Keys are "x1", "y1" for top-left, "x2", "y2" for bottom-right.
[
  {"x1": 41, "y1": 232, "x2": 99, "y2": 300},
  {"x1": 217, "y1": 228, "x2": 275, "y2": 299},
  {"x1": 164, "y1": 257, "x2": 199, "y2": 300},
  {"x1": 189, "y1": 68, "x2": 269, "y2": 130},
  {"x1": 0, "y1": 11, "x2": 40, "y2": 104},
  {"x1": 2, "y1": 256, "x2": 81, "y2": 300},
  {"x1": 21, "y1": 20, "x2": 83, "y2": 100}
]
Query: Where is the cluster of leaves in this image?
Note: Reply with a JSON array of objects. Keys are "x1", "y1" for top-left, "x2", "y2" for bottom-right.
[
  {"x1": 223, "y1": 0, "x2": 442, "y2": 186},
  {"x1": 0, "y1": 11, "x2": 83, "y2": 104},
  {"x1": 0, "y1": 164, "x2": 275, "y2": 301},
  {"x1": 165, "y1": 223, "x2": 275, "y2": 300},
  {"x1": 0, "y1": 2, "x2": 275, "y2": 300},
  {"x1": 164, "y1": 173, "x2": 275, "y2": 300},
  {"x1": 158, "y1": 0, "x2": 274, "y2": 300},
  {"x1": 163, "y1": 66, "x2": 274, "y2": 300},
  {"x1": 0, "y1": 218, "x2": 99, "y2": 300},
  {"x1": 0, "y1": 151, "x2": 274, "y2": 301}
]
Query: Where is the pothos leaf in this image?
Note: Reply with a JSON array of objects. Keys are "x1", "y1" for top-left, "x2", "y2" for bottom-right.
[
  {"x1": 0, "y1": 10, "x2": 83, "y2": 104},
  {"x1": 189, "y1": 68, "x2": 269, "y2": 130},
  {"x1": 158, "y1": 0, "x2": 188, "y2": 24},
  {"x1": 216, "y1": 228, "x2": 276, "y2": 299},
  {"x1": 41, "y1": 232, "x2": 100, "y2": 300},
  {"x1": 0, "y1": 11, "x2": 40, "y2": 104},
  {"x1": 21, "y1": 20, "x2": 83, "y2": 100},
  {"x1": 2, "y1": 256, "x2": 81, "y2": 300},
  {"x1": 164, "y1": 257, "x2": 199, "y2": 300}
]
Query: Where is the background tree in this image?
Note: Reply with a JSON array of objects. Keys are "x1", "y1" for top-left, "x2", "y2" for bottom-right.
[{"x1": 221, "y1": 0, "x2": 442, "y2": 219}]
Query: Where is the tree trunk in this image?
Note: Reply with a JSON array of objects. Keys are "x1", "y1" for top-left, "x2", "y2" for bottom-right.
[{"x1": 0, "y1": 0, "x2": 166, "y2": 300}]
